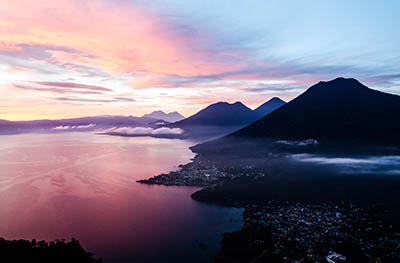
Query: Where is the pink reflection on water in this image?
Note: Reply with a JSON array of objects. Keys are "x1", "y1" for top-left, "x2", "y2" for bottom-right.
[{"x1": 0, "y1": 133, "x2": 242, "y2": 262}]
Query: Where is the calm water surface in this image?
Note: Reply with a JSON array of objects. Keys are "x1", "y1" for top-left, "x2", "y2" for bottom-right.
[{"x1": 0, "y1": 132, "x2": 243, "y2": 263}]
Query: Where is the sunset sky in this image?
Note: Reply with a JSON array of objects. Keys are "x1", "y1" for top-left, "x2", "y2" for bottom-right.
[{"x1": 1, "y1": 0, "x2": 399, "y2": 120}]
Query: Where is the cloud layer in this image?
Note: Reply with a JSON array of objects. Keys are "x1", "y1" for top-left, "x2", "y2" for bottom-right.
[
  {"x1": 53, "y1": 124, "x2": 96, "y2": 130},
  {"x1": 105, "y1": 127, "x2": 184, "y2": 136},
  {"x1": 1, "y1": 0, "x2": 399, "y2": 120},
  {"x1": 292, "y1": 154, "x2": 400, "y2": 175}
]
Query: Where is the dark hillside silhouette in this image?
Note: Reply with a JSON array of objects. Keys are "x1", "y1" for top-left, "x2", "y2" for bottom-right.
[
  {"x1": 0, "y1": 238, "x2": 102, "y2": 263},
  {"x1": 172, "y1": 101, "x2": 257, "y2": 127},
  {"x1": 232, "y1": 78, "x2": 400, "y2": 147},
  {"x1": 253, "y1": 97, "x2": 286, "y2": 119}
]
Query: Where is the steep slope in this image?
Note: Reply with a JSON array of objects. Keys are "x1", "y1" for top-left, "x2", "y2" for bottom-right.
[
  {"x1": 232, "y1": 77, "x2": 400, "y2": 146},
  {"x1": 173, "y1": 102, "x2": 257, "y2": 127},
  {"x1": 169, "y1": 101, "x2": 260, "y2": 139},
  {"x1": 254, "y1": 97, "x2": 286, "y2": 119}
]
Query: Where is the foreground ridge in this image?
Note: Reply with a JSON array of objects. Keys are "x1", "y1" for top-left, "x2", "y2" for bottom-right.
[{"x1": 0, "y1": 238, "x2": 103, "y2": 263}]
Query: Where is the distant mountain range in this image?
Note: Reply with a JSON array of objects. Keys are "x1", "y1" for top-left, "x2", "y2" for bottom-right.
[
  {"x1": 5, "y1": 77, "x2": 397, "y2": 150},
  {"x1": 0, "y1": 110, "x2": 186, "y2": 134},
  {"x1": 170, "y1": 98, "x2": 286, "y2": 138},
  {"x1": 194, "y1": 78, "x2": 400, "y2": 152},
  {"x1": 0, "y1": 98, "x2": 285, "y2": 138},
  {"x1": 174, "y1": 98, "x2": 286, "y2": 127},
  {"x1": 142, "y1": 110, "x2": 184, "y2": 123}
]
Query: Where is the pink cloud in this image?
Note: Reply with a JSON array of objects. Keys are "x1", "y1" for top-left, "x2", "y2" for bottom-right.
[
  {"x1": 36, "y1": 81, "x2": 112, "y2": 92},
  {"x1": 13, "y1": 84, "x2": 105, "y2": 95},
  {"x1": 2, "y1": 0, "x2": 367, "y2": 121},
  {"x1": 0, "y1": 0, "x2": 245, "y2": 77}
]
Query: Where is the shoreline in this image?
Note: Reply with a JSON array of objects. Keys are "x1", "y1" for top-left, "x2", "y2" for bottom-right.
[{"x1": 138, "y1": 148, "x2": 400, "y2": 262}]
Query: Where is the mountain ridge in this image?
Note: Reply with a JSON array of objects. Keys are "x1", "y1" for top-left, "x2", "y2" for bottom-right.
[
  {"x1": 167, "y1": 98, "x2": 286, "y2": 138},
  {"x1": 172, "y1": 101, "x2": 257, "y2": 127},
  {"x1": 254, "y1": 97, "x2": 286, "y2": 118},
  {"x1": 142, "y1": 110, "x2": 184, "y2": 123},
  {"x1": 229, "y1": 77, "x2": 400, "y2": 146}
]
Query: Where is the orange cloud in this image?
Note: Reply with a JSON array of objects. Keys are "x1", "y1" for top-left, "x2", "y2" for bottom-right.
[
  {"x1": 0, "y1": 0, "x2": 244, "y2": 77},
  {"x1": 0, "y1": 0, "x2": 325, "y2": 120}
]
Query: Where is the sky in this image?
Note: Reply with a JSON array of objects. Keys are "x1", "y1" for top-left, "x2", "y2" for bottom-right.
[{"x1": 0, "y1": 0, "x2": 399, "y2": 120}]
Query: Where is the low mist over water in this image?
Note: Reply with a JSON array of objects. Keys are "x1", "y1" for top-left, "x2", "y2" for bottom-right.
[
  {"x1": 0, "y1": 133, "x2": 243, "y2": 263},
  {"x1": 292, "y1": 153, "x2": 400, "y2": 175}
]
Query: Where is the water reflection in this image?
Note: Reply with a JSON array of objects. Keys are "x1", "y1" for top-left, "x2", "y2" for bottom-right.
[{"x1": 0, "y1": 133, "x2": 243, "y2": 263}]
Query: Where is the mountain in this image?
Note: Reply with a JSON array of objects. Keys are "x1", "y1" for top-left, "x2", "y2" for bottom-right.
[
  {"x1": 170, "y1": 99, "x2": 286, "y2": 139},
  {"x1": 254, "y1": 97, "x2": 286, "y2": 118},
  {"x1": 142, "y1": 110, "x2": 184, "y2": 123},
  {"x1": 0, "y1": 119, "x2": 11, "y2": 125},
  {"x1": 173, "y1": 102, "x2": 257, "y2": 127},
  {"x1": 170, "y1": 101, "x2": 259, "y2": 139},
  {"x1": 230, "y1": 77, "x2": 400, "y2": 147}
]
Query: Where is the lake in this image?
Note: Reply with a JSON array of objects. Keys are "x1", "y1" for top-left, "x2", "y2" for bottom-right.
[{"x1": 0, "y1": 132, "x2": 243, "y2": 263}]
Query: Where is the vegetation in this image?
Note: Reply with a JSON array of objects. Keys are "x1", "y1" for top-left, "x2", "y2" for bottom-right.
[{"x1": 0, "y1": 238, "x2": 102, "y2": 263}]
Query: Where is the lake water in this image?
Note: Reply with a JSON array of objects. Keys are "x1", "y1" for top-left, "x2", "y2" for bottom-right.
[{"x1": 0, "y1": 132, "x2": 243, "y2": 263}]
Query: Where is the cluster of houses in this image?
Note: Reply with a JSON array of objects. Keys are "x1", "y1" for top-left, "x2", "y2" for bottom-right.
[{"x1": 243, "y1": 201, "x2": 400, "y2": 262}]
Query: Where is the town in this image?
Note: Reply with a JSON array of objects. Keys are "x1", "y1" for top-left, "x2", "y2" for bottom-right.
[
  {"x1": 139, "y1": 157, "x2": 400, "y2": 262},
  {"x1": 137, "y1": 154, "x2": 270, "y2": 187},
  {"x1": 137, "y1": 156, "x2": 241, "y2": 187},
  {"x1": 216, "y1": 201, "x2": 400, "y2": 263},
  {"x1": 227, "y1": 201, "x2": 400, "y2": 262}
]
